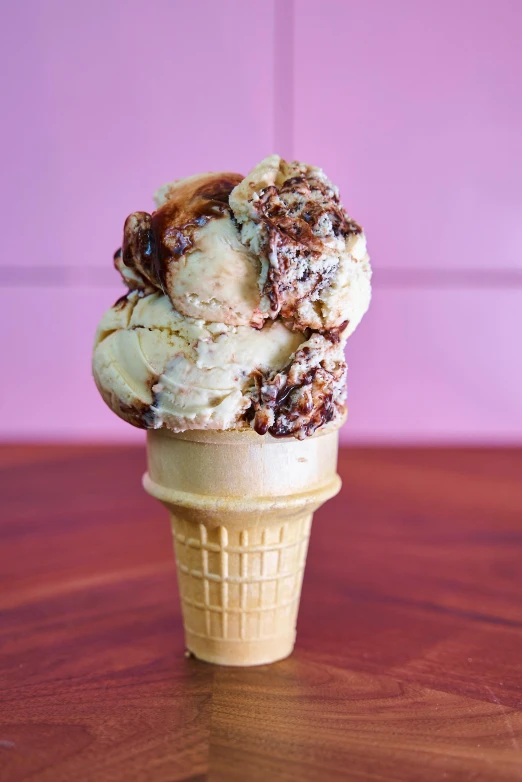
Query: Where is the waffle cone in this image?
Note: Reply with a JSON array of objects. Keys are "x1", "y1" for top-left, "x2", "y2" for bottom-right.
[{"x1": 143, "y1": 424, "x2": 342, "y2": 666}]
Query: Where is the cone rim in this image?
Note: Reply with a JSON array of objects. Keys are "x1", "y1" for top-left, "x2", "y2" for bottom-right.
[
  {"x1": 143, "y1": 472, "x2": 341, "y2": 514},
  {"x1": 148, "y1": 412, "x2": 347, "y2": 445}
]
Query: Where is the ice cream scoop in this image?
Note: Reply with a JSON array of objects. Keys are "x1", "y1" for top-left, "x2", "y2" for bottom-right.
[
  {"x1": 93, "y1": 290, "x2": 303, "y2": 432},
  {"x1": 115, "y1": 173, "x2": 265, "y2": 327},
  {"x1": 230, "y1": 155, "x2": 372, "y2": 334}
]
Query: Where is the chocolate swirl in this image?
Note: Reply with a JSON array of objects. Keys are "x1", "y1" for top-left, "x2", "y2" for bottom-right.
[{"x1": 115, "y1": 173, "x2": 243, "y2": 299}]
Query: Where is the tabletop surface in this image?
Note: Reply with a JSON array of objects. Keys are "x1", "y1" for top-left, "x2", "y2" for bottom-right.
[{"x1": 1, "y1": 444, "x2": 522, "y2": 782}]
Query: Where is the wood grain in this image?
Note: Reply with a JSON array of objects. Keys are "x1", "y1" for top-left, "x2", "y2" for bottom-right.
[{"x1": 1, "y1": 445, "x2": 522, "y2": 781}]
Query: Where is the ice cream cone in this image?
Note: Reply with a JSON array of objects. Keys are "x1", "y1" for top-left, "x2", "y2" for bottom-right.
[{"x1": 143, "y1": 423, "x2": 342, "y2": 666}]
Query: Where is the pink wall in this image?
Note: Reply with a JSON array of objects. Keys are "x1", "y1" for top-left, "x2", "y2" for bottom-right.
[{"x1": 1, "y1": 0, "x2": 521, "y2": 443}]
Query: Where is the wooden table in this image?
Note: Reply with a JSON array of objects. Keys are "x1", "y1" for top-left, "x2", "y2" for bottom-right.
[{"x1": 1, "y1": 445, "x2": 522, "y2": 781}]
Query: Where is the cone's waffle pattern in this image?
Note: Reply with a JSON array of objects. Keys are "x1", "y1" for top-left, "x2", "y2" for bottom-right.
[{"x1": 171, "y1": 514, "x2": 312, "y2": 644}]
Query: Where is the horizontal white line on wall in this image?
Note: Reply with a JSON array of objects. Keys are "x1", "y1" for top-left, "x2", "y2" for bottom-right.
[{"x1": 1, "y1": 267, "x2": 521, "y2": 289}]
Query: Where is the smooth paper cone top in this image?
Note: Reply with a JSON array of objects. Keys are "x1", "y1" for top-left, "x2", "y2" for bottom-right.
[{"x1": 143, "y1": 425, "x2": 342, "y2": 666}]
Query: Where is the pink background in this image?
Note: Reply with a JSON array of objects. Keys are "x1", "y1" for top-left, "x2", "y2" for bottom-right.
[{"x1": 1, "y1": 0, "x2": 521, "y2": 443}]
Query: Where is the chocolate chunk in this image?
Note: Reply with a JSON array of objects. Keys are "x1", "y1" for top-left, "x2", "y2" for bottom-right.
[
  {"x1": 246, "y1": 335, "x2": 346, "y2": 439},
  {"x1": 247, "y1": 165, "x2": 362, "y2": 330}
]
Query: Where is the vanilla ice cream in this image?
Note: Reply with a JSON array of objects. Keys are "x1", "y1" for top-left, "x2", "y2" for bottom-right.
[
  {"x1": 93, "y1": 291, "x2": 303, "y2": 431},
  {"x1": 114, "y1": 173, "x2": 265, "y2": 327},
  {"x1": 94, "y1": 155, "x2": 372, "y2": 438}
]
